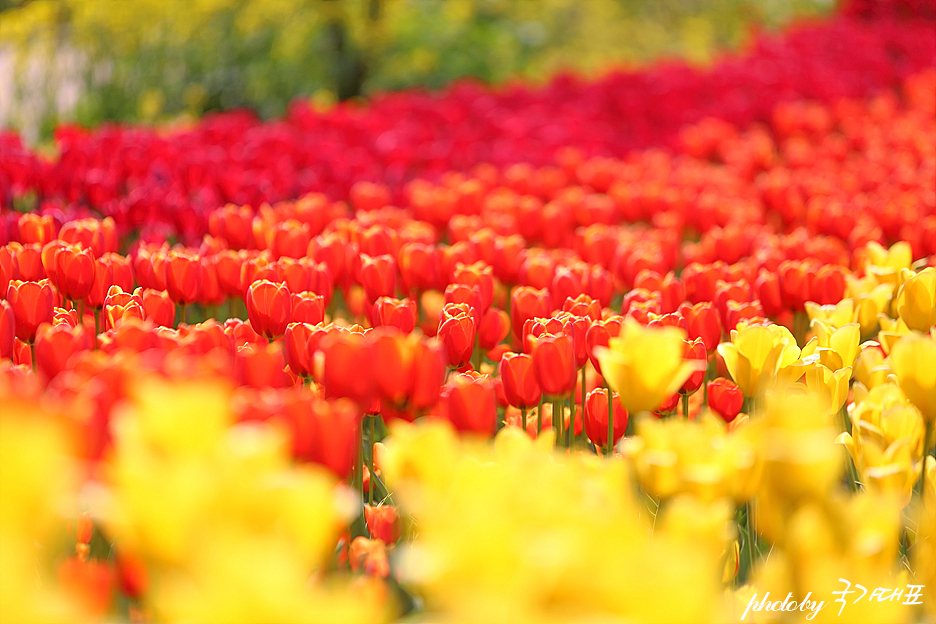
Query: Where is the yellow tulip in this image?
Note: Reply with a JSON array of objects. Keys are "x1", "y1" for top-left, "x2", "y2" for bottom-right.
[
  {"x1": 876, "y1": 314, "x2": 912, "y2": 354},
  {"x1": 888, "y1": 332, "x2": 936, "y2": 422},
  {"x1": 717, "y1": 324, "x2": 799, "y2": 398},
  {"x1": 810, "y1": 320, "x2": 860, "y2": 371},
  {"x1": 864, "y1": 240, "x2": 912, "y2": 284},
  {"x1": 852, "y1": 342, "x2": 891, "y2": 389},
  {"x1": 802, "y1": 364, "x2": 851, "y2": 413},
  {"x1": 805, "y1": 298, "x2": 856, "y2": 329},
  {"x1": 595, "y1": 317, "x2": 700, "y2": 412},
  {"x1": 895, "y1": 267, "x2": 936, "y2": 332},
  {"x1": 853, "y1": 283, "x2": 894, "y2": 337}
]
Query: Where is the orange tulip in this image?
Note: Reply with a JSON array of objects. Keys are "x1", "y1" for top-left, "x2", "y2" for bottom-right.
[
  {"x1": 234, "y1": 342, "x2": 291, "y2": 388},
  {"x1": 6, "y1": 279, "x2": 54, "y2": 342},
  {"x1": 84, "y1": 255, "x2": 115, "y2": 309},
  {"x1": 478, "y1": 307, "x2": 510, "y2": 351},
  {"x1": 681, "y1": 301, "x2": 722, "y2": 352},
  {"x1": 18, "y1": 213, "x2": 56, "y2": 245},
  {"x1": 137, "y1": 288, "x2": 175, "y2": 328},
  {"x1": 364, "y1": 504, "x2": 401, "y2": 544},
  {"x1": 360, "y1": 253, "x2": 397, "y2": 303},
  {"x1": 452, "y1": 261, "x2": 494, "y2": 314},
  {"x1": 103, "y1": 286, "x2": 145, "y2": 331},
  {"x1": 707, "y1": 377, "x2": 743, "y2": 423},
  {"x1": 245, "y1": 279, "x2": 292, "y2": 340}
]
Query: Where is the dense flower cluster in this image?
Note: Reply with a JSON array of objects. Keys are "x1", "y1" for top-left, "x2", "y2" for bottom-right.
[{"x1": 2, "y1": 4, "x2": 936, "y2": 624}]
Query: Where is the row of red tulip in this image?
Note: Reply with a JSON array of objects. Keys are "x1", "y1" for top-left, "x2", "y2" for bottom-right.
[{"x1": 1, "y1": 4, "x2": 933, "y2": 242}]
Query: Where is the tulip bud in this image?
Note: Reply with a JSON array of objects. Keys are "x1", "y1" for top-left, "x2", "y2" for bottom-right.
[
  {"x1": 164, "y1": 250, "x2": 202, "y2": 305},
  {"x1": 56, "y1": 245, "x2": 96, "y2": 302},
  {"x1": 364, "y1": 505, "x2": 401, "y2": 544},
  {"x1": 477, "y1": 308, "x2": 510, "y2": 351},
  {"x1": 510, "y1": 286, "x2": 552, "y2": 340},
  {"x1": 437, "y1": 373, "x2": 497, "y2": 436},
  {"x1": 136, "y1": 288, "x2": 175, "y2": 328},
  {"x1": 284, "y1": 322, "x2": 317, "y2": 378}
]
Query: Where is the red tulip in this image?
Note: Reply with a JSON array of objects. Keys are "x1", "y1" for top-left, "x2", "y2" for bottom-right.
[
  {"x1": 438, "y1": 303, "x2": 476, "y2": 368},
  {"x1": 360, "y1": 254, "x2": 397, "y2": 303},
  {"x1": 291, "y1": 291, "x2": 325, "y2": 325},
  {"x1": 398, "y1": 242, "x2": 440, "y2": 293},
  {"x1": 707, "y1": 377, "x2": 743, "y2": 423},
  {"x1": 438, "y1": 373, "x2": 497, "y2": 436},
  {"x1": 137, "y1": 288, "x2": 175, "y2": 328},
  {"x1": 6, "y1": 279, "x2": 54, "y2": 342},
  {"x1": 103, "y1": 287, "x2": 145, "y2": 331},
  {"x1": 35, "y1": 323, "x2": 93, "y2": 382},
  {"x1": 56, "y1": 244, "x2": 96, "y2": 302},
  {"x1": 499, "y1": 352, "x2": 542, "y2": 409},
  {"x1": 234, "y1": 342, "x2": 291, "y2": 388},
  {"x1": 164, "y1": 251, "x2": 202, "y2": 305},
  {"x1": 364, "y1": 505, "x2": 401, "y2": 544},
  {"x1": 284, "y1": 322, "x2": 317, "y2": 378},
  {"x1": 0, "y1": 299, "x2": 14, "y2": 359},
  {"x1": 319, "y1": 330, "x2": 375, "y2": 405},
  {"x1": 452, "y1": 261, "x2": 494, "y2": 314},
  {"x1": 563, "y1": 293, "x2": 601, "y2": 322},
  {"x1": 246, "y1": 280, "x2": 292, "y2": 340},
  {"x1": 18, "y1": 213, "x2": 56, "y2": 245},
  {"x1": 531, "y1": 333, "x2": 576, "y2": 398},
  {"x1": 209, "y1": 204, "x2": 254, "y2": 249},
  {"x1": 585, "y1": 316, "x2": 623, "y2": 376},
  {"x1": 510, "y1": 286, "x2": 552, "y2": 340},
  {"x1": 681, "y1": 339, "x2": 707, "y2": 394},
  {"x1": 681, "y1": 302, "x2": 722, "y2": 353},
  {"x1": 584, "y1": 388, "x2": 628, "y2": 451},
  {"x1": 372, "y1": 297, "x2": 416, "y2": 334},
  {"x1": 477, "y1": 307, "x2": 510, "y2": 351},
  {"x1": 84, "y1": 256, "x2": 116, "y2": 309}
]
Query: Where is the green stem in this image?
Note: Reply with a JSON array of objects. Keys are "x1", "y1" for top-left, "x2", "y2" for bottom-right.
[
  {"x1": 916, "y1": 420, "x2": 934, "y2": 505},
  {"x1": 30, "y1": 341, "x2": 36, "y2": 374},
  {"x1": 553, "y1": 399, "x2": 562, "y2": 447},
  {"x1": 681, "y1": 392, "x2": 690, "y2": 420},
  {"x1": 228, "y1": 297, "x2": 236, "y2": 321},
  {"x1": 537, "y1": 400, "x2": 543, "y2": 436},
  {"x1": 606, "y1": 386, "x2": 614, "y2": 457},
  {"x1": 472, "y1": 337, "x2": 482, "y2": 372},
  {"x1": 580, "y1": 367, "x2": 587, "y2": 444},
  {"x1": 179, "y1": 303, "x2": 186, "y2": 328},
  {"x1": 367, "y1": 416, "x2": 375, "y2": 506},
  {"x1": 521, "y1": 408, "x2": 527, "y2": 433}
]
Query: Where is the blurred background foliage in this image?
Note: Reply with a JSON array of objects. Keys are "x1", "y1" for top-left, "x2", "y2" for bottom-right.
[{"x1": 0, "y1": 0, "x2": 832, "y2": 141}]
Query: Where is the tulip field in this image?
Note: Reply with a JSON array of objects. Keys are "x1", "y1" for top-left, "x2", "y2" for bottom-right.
[{"x1": 1, "y1": 2, "x2": 936, "y2": 623}]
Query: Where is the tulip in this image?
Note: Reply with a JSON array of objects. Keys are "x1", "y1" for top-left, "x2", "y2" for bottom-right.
[
  {"x1": 477, "y1": 308, "x2": 510, "y2": 351},
  {"x1": 364, "y1": 505, "x2": 401, "y2": 544},
  {"x1": 499, "y1": 352, "x2": 542, "y2": 411},
  {"x1": 717, "y1": 323, "x2": 799, "y2": 398},
  {"x1": 595, "y1": 318, "x2": 699, "y2": 413},
  {"x1": 585, "y1": 316, "x2": 624, "y2": 376},
  {"x1": 360, "y1": 254, "x2": 397, "y2": 303},
  {"x1": 56, "y1": 244, "x2": 96, "y2": 302},
  {"x1": 84, "y1": 256, "x2": 115, "y2": 309},
  {"x1": 303, "y1": 398, "x2": 361, "y2": 480},
  {"x1": 103, "y1": 286, "x2": 146, "y2": 331},
  {"x1": 584, "y1": 388, "x2": 628, "y2": 452},
  {"x1": 34, "y1": 323, "x2": 93, "y2": 382},
  {"x1": 399, "y1": 242, "x2": 441, "y2": 294},
  {"x1": 510, "y1": 286, "x2": 552, "y2": 340},
  {"x1": 889, "y1": 333, "x2": 936, "y2": 423},
  {"x1": 18, "y1": 213, "x2": 55, "y2": 245},
  {"x1": 531, "y1": 333, "x2": 576, "y2": 398},
  {"x1": 233, "y1": 342, "x2": 291, "y2": 389},
  {"x1": 681, "y1": 339, "x2": 707, "y2": 394},
  {"x1": 0, "y1": 245, "x2": 13, "y2": 294},
  {"x1": 563, "y1": 293, "x2": 601, "y2": 323},
  {"x1": 372, "y1": 297, "x2": 417, "y2": 334},
  {"x1": 246, "y1": 280, "x2": 292, "y2": 340},
  {"x1": 283, "y1": 322, "x2": 317, "y2": 378},
  {"x1": 0, "y1": 300, "x2": 14, "y2": 359},
  {"x1": 438, "y1": 303, "x2": 476, "y2": 368},
  {"x1": 453, "y1": 261, "x2": 494, "y2": 314},
  {"x1": 437, "y1": 373, "x2": 497, "y2": 436},
  {"x1": 6, "y1": 279, "x2": 54, "y2": 342},
  {"x1": 291, "y1": 291, "x2": 325, "y2": 325},
  {"x1": 707, "y1": 377, "x2": 743, "y2": 423},
  {"x1": 13, "y1": 242, "x2": 44, "y2": 282},
  {"x1": 40, "y1": 240, "x2": 68, "y2": 289},
  {"x1": 208, "y1": 204, "x2": 254, "y2": 249},
  {"x1": 319, "y1": 330, "x2": 375, "y2": 405},
  {"x1": 895, "y1": 267, "x2": 935, "y2": 332},
  {"x1": 137, "y1": 288, "x2": 175, "y2": 328},
  {"x1": 164, "y1": 251, "x2": 202, "y2": 305}
]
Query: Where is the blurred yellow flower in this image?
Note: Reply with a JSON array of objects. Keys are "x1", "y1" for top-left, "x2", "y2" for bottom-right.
[
  {"x1": 595, "y1": 317, "x2": 700, "y2": 412},
  {"x1": 895, "y1": 266, "x2": 936, "y2": 332},
  {"x1": 888, "y1": 332, "x2": 936, "y2": 422},
  {"x1": 810, "y1": 320, "x2": 860, "y2": 371},
  {"x1": 717, "y1": 323, "x2": 799, "y2": 398}
]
